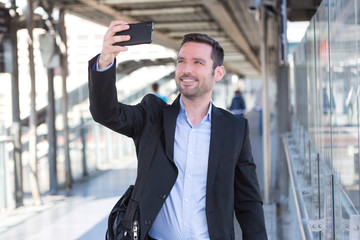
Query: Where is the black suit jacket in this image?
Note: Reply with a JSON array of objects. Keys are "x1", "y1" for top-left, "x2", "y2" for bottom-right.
[{"x1": 88, "y1": 55, "x2": 267, "y2": 240}]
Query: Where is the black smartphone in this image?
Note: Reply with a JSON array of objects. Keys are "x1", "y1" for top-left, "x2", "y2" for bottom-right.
[{"x1": 113, "y1": 21, "x2": 154, "y2": 46}]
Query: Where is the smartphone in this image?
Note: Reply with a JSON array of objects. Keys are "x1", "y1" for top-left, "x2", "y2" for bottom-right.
[{"x1": 113, "y1": 21, "x2": 154, "y2": 46}]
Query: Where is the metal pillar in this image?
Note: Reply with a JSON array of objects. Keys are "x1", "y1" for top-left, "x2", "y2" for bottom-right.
[
  {"x1": 10, "y1": 0, "x2": 23, "y2": 207},
  {"x1": 261, "y1": 6, "x2": 271, "y2": 204},
  {"x1": 26, "y1": 0, "x2": 41, "y2": 204},
  {"x1": 47, "y1": 68, "x2": 58, "y2": 193},
  {"x1": 59, "y1": 9, "x2": 72, "y2": 189},
  {"x1": 0, "y1": 125, "x2": 9, "y2": 210},
  {"x1": 277, "y1": 65, "x2": 290, "y2": 194},
  {"x1": 80, "y1": 117, "x2": 88, "y2": 177},
  {"x1": 280, "y1": 0, "x2": 288, "y2": 63},
  {"x1": 277, "y1": 0, "x2": 290, "y2": 201}
]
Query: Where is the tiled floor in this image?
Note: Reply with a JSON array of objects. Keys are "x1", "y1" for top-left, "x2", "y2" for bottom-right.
[{"x1": 0, "y1": 168, "x2": 137, "y2": 240}]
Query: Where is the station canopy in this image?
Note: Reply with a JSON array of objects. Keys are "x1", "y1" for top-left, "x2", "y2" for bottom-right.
[{"x1": 54, "y1": 0, "x2": 320, "y2": 78}]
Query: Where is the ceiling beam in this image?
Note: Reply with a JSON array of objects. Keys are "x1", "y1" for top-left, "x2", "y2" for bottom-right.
[
  {"x1": 202, "y1": 0, "x2": 261, "y2": 72},
  {"x1": 120, "y1": 7, "x2": 202, "y2": 16},
  {"x1": 287, "y1": 10, "x2": 317, "y2": 21},
  {"x1": 155, "y1": 21, "x2": 215, "y2": 29},
  {"x1": 287, "y1": 0, "x2": 320, "y2": 9},
  {"x1": 68, "y1": 0, "x2": 180, "y2": 49},
  {"x1": 168, "y1": 30, "x2": 225, "y2": 38},
  {"x1": 100, "y1": 0, "x2": 182, "y2": 4},
  {"x1": 230, "y1": 0, "x2": 261, "y2": 45}
]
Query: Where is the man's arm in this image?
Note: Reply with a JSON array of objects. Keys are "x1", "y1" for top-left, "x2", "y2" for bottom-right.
[
  {"x1": 234, "y1": 119, "x2": 267, "y2": 240},
  {"x1": 88, "y1": 20, "x2": 144, "y2": 138}
]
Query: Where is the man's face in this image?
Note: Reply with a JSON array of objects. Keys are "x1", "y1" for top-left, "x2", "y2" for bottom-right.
[{"x1": 175, "y1": 42, "x2": 223, "y2": 100}]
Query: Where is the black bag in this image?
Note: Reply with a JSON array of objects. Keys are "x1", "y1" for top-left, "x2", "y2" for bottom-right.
[
  {"x1": 105, "y1": 117, "x2": 163, "y2": 240},
  {"x1": 106, "y1": 185, "x2": 140, "y2": 240}
]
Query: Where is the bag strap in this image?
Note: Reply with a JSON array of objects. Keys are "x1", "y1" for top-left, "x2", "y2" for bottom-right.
[{"x1": 122, "y1": 115, "x2": 163, "y2": 229}]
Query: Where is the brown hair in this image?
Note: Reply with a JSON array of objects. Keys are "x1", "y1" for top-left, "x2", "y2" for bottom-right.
[{"x1": 180, "y1": 33, "x2": 224, "y2": 70}]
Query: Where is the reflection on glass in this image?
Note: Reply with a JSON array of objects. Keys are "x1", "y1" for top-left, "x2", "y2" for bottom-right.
[{"x1": 291, "y1": 0, "x2": 360, "y2": 238}]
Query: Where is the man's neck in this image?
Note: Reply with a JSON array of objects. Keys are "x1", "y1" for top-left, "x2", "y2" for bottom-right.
[{"x1": 181, "y1": 96, "x2": 211, "y2": 127}]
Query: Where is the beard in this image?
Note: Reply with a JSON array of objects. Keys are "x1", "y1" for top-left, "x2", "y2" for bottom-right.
[
  {"x1": 176, "y1": 73, "x2": 213, "y2": 99},
  {"x1": 176, "y1": 73, "x2": 197, "y2": 98}
]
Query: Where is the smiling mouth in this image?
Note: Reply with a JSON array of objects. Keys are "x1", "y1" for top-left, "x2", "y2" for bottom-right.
[
  {"x1": 180, "y1": 74, "x2": 197, "y2": 82},
  {"x1": 181, "y1": 78, "x2": 196, "y2": 82}
]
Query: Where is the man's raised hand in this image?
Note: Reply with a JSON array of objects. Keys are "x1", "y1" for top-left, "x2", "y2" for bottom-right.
[{"x1": 98, "y1": 20, "x2": 131, "y2": 69}]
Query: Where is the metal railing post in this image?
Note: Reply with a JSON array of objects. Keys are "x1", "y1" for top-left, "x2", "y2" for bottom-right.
[
  {"x1": 0, "y1": 130, "x2": 8, "y2": 210},
  {"x1": 80, "y1": 117, "x2": 88, "y2": 177}
]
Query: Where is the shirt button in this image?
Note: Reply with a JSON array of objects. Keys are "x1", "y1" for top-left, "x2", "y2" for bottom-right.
[
  {"x1": 187, "y1": 174, "x2": 191, "y2": 178},
  {"x1": 160, "y1": 194, "x2": 167, "y2": 199},
  {"x1": 145, "y1": 219, "x2": 151, "y2": 225},
  {"x1": 184, "y1": 198, "x2": 189, "y2": 202},
  {"x1": 189, "y1": 151, "x2": 192, "y2": 155}
]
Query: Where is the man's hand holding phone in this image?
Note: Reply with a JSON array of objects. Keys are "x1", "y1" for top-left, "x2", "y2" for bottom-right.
[
  {"x1": 98, "y1": 20, "x2": 154, "y2": 69},
  {"x1": 98, "y1": 20, "x2": 130, "y2": 69}
]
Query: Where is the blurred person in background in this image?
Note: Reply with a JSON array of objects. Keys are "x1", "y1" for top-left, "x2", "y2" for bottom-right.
[{"x1": 229, "y1": 89, "x2": 246, "y2": 117}]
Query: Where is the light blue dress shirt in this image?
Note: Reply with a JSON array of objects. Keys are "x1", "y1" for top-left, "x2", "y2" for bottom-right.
[{"x1": 149, "y1": 98, "x2": 212, "y2": 240}]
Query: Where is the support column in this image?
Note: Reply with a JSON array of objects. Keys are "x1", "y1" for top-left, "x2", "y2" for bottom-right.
[
  {"x1": 26, "y1": 0, "x2": 41, "y2": 204},
  {"x1": 80, "y1": 117, "x2": 88, "y2": 177},
  {"x1": 47, "y1": 68, "x2": 58, "y2": 193},
  {"x1": 277, "y1": 64, "x2": 290, "y2": 193},
  {"x1": 59, "y1": 9, "x2": 72, "y2": 189},
  {"x1": 10, "y1": 1, "x2": 23, "y2": 207},
  {"x1": 261, "y1": 6, "x2": 271, "y2": 204},
  {"x1": 277, "y1": 0, "x2": 290, "y2": 202}
]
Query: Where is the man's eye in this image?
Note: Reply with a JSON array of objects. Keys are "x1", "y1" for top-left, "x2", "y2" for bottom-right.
[
  {"x1": 194, "y1": 61, "x2": 203, "y2": 65},
  {"x1": 177, "y1": 59, "x2": 184, "y2": 64}
]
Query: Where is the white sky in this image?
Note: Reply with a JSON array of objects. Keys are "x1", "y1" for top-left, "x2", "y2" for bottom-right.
[{"x1": 287, "y1": 21, "x2": 310, "y2": 43}]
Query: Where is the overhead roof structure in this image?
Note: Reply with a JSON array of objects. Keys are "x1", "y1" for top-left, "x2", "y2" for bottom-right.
[{"x1": 54, "y1": 0, "x2": 321, "y2": 78}]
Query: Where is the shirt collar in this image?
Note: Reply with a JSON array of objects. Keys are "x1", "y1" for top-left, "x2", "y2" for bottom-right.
[{"x1": 179, "y1": 96, "x2": 212, "y2": 123}]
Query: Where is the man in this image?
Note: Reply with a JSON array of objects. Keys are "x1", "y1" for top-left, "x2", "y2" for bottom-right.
[
  {"x1": 88, "y1": 20, "x2": 267, "y2": 240},
  {"x1": 151, "y1": 82, "x2": 167, "y2": 103},
  {"x1": 229, "y1": 89, "x2": 246, "y2": 117}
]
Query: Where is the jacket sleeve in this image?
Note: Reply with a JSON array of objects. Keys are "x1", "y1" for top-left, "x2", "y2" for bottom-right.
[
  {"x1": 234, "y1": 119, "x2": 268, "y2": 240},
  {"x1": 88, "y1": 54, "x2": 164, "y2": 139}
]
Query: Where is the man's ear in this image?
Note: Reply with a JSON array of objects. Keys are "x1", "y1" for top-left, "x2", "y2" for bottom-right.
[{"x1": 214, "y1": 66, "x2": 226, "y2": 82}]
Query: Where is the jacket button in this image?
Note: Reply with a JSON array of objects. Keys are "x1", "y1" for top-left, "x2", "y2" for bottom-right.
[
  {"x1": 145, "y1": 220, "x2": 151, "y2": 225},
  {"x1": 160, "y1": 194, "x2": 167, "y2": 199}
]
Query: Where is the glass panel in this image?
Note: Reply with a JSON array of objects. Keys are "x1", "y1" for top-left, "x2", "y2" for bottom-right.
[
  {"x1": 293, "y1": 38, "x2": 309, "y2": 131},
  {"x1": 329, "y1": 0, "x2": 359, "y2": 193},
  {"x1": 307, "y1": 21, "x2": 317, "y2": 145},
  {"x1": 292, "y1": 0, "x2": 360, "y2": 238},
  {"x1": 329, "y1": 0, "x2": 359, "y2": 239},
  {"x1": 328, "y1": 0, "x2": 360, "y2": 237},
  {"x1": 314, "y1": 0, "x2": 332, "y2": 170},
  {"x1": 357, "y1": 0, "x2": 360, "y2": 212},
  {"x1": 314, "y1": 3, "x2": 331, "y2": 239}
]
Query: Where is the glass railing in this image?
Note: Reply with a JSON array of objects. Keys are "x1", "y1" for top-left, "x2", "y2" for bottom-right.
[
  {"x1": 289, "y1": 0, "x2": 360, "y2": 238},
  {"x1": 283, "y1": 120, "x2": 360, "y2": 239}
]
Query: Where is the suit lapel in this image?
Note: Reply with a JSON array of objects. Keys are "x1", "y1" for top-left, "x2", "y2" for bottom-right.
[
  {"x1": 207, "y1": 105, "x2": 226, "y2": 190},
  {"x1": 162, "y1": 98, "x2": 226, "y2": 185},
  {"x1": 162, "y1": 95, "x2": 180, "y2": 162}
]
